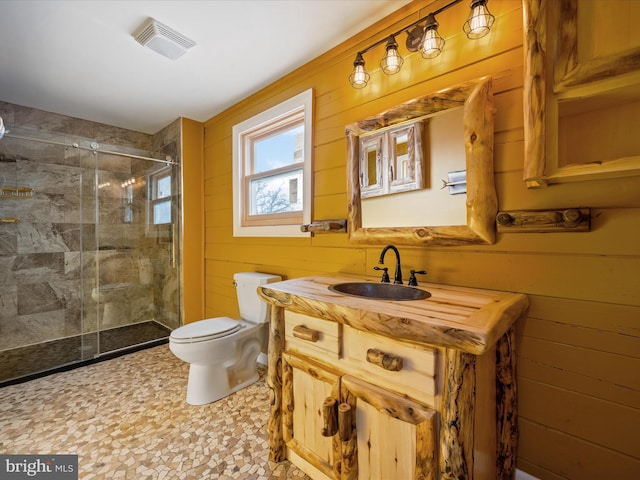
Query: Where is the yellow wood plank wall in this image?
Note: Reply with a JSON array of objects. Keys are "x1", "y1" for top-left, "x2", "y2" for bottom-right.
[
  {"x1": 180, "y1": 118, "x2": 205, "y2": 322},
  {"x1": 201, "y1": 1, "x2": 640, "y2": 478}
]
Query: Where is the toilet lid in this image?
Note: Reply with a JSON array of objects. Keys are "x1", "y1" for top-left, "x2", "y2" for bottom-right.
[{"x1": 169, "y1": 317, "x2": 243, "y2": 344}]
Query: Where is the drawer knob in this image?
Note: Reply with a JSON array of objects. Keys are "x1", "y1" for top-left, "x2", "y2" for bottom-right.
[
  {"x1": 366, "y1": 348, "x2": 403, "y2": 371},
  {"x1": 292, "y1": 324, "x2": 320, "y2": 342},
  {"x1": 321, "y1": 397, "x2": 338, "y2": 437},
  {"x1": 338, "y1": 403, "x2": 353, "y2": 442}
]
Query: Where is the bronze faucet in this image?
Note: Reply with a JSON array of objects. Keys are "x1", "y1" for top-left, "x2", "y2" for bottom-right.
[{"x1": 378, "y1": 245, "x2": 402, "y2": 284}]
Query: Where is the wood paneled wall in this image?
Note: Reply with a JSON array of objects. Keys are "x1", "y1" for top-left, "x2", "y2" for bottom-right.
[
  {"x1": 181, "y1": 118, "x2": 205, "y2": 323},
  {"x1": 201, "y1": 1, "x2": 640, "y2": 478}
]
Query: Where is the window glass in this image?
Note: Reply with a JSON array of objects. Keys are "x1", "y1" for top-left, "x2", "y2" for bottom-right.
[
  {"x1": 253, "y1": 124, "x2": 304, "y2": 173},
  {"x1": 149, "y1": 168, "x2": 172, "y2": 226},
  {"x1": 156, "y1": 175, "x2": 172, "y2": 199},
  {"x1": 154, "y1": 199, "x2": 172, "y2": 224},
  {"x1": 249, "y1": 168, "x2": 303, "y2": 215}
]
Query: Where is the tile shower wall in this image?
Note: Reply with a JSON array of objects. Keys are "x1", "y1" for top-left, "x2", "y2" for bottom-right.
[{"x1": 0, "y1": 101, "x2": 181, "y2": 353}]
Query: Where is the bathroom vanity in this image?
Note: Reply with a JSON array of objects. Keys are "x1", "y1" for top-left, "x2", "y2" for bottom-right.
[{"x1": 257, "y1": 274, "x2": 528, "y2": 480}]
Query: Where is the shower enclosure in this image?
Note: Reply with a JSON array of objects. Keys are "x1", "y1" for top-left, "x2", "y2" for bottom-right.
[{"x1": 0, "y1": 119, "x2": 181, "y2": 385}]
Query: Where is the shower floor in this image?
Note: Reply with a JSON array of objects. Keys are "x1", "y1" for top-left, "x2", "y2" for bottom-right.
[{"x1": 0, "y1": 321, "x2": 171, "y2": 385}]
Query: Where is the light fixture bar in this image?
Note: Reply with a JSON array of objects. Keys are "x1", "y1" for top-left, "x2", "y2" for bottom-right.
[
  {"x1": 348, "y1": 0, "x2": 495, "y2": 88},
  {"x1": 354, "y1": 0, "x2": 463, "y2": 58}
]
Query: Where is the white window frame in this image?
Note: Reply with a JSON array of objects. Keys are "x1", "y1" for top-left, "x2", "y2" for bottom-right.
[{"x1": 232, "y1": 89, "x2": 313, "y2": 237}]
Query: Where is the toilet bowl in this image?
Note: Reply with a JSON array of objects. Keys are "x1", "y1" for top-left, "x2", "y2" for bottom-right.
[{"x1": 169, "y1": 272, "x2": 281, "y2": 405}]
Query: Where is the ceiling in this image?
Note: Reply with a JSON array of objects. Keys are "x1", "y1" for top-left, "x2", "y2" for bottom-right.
[{"x1": 0, "y1": 0, "x2": 412, "y2": 134}]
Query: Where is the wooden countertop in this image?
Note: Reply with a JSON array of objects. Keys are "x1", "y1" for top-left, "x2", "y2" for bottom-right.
[{"x1": 257, "y1": 274, "x2": 528, "y2": 355}]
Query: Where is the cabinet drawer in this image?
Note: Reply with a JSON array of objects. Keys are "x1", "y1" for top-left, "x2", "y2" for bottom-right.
[
  {"x1": 343, "y1": 325, "x2": 438, "y2": 404},
  {"x1": 285, "y1": 311, "x2": 341, "y2": 362}
]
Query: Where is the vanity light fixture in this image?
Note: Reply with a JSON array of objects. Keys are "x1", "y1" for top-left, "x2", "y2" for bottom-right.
[
  {"x1": 380, "y1": 35, "x2": 404, "y2": 75},
  {"x1": 348, "y1": 0, "x2": 495, "y2": 88}
]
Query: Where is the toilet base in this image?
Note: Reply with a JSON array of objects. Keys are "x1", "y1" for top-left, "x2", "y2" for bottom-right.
[
  {"x1": 184, "y1": 339, "x2": 262, "y2": 406},
  {"x1": 186, "y1": 364, "x2": 259, "y2": 406}
]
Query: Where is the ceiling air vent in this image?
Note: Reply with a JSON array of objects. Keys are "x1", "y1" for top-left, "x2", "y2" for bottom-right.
[{"x1": 133, "y1": 17, "x2": 196, "y2": 60}]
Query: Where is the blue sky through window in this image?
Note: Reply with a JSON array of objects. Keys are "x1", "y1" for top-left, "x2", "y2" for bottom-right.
[{"x1": 254, "y1": 124, "x2": 304, "y2": 173}]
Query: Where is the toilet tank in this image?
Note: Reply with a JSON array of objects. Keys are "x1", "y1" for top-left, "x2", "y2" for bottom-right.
[{"x1": 234, "y1": 272, "x2": 282, "y2": 324}]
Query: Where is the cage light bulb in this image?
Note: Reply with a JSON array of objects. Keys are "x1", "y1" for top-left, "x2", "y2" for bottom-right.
[
  {"x1": 353, "y1": 65, "x2": 367, "y2": 84},
  {"x1": 464, "y1": 0, "x2": 495, "y2": 39},
  {"x1": 421, "y1": 29, "x2": 442, "y2": 58},
  {"x1": 380, "y1": 35, "x2": 404, "y2": 75},
  {"x1": 349, "y1": 53, "x2": 370, "y2": 88},
  {"x1": 419, "y1": 15, "x2": 444, "y2": 59}
]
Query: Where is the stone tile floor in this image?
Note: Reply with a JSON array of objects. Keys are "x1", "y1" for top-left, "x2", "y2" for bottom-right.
[{"x1": 0, "y1": 345, "x2": 310, "y2": 479}]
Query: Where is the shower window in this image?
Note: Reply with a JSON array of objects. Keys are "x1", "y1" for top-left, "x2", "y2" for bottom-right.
[{"x1": 150, "y1": 167, "x2": 172, "y2": 225}]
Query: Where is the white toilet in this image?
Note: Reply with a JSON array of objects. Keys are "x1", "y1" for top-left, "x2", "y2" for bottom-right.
[{"x1": 169, "y1": 272, "x2": 281, "y2": 405}]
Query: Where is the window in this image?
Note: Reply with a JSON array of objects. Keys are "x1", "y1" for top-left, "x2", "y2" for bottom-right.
[
  {"x1": 233, "y1": 89, "x2": 313, "y2": 237},
  {"x1": 149, "y1": 167, "x2": 172, "y2": 225}
]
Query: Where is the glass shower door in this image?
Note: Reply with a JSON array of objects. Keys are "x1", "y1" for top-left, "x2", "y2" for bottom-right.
[
  {"x1": 92, "y1": 149, "x2": 179, "y2": 356},
  {"x1": 0, "y1": 128, "x2": 92, "y2": 380}
]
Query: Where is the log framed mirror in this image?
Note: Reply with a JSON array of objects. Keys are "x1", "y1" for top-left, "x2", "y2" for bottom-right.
[{"x1": 346, "y1": 76, "x2": 497, "y2": 246}]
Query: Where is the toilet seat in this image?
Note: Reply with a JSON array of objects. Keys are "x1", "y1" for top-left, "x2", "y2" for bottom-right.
[{"x1": 170, "y1": 317, "x2": 245, "y2": 344}]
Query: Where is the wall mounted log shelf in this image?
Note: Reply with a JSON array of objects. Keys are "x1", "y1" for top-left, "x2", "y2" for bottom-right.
[
  {"x1": 300, "y1": 219, "x2": 347, "y2": 233},
  {"x1": 496, "y1": 208, "x2": 590, "y2": 233}
]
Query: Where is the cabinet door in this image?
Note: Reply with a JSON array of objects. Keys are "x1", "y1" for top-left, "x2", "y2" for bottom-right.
[
  {"x1": 340, "y1": 375, "x2": 437, "y2": 480},
  {"x1": 283, "y1": 351, "x2": 341, "y2": 480}
]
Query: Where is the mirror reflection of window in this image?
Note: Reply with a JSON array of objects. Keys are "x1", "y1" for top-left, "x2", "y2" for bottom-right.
[
  {"x1": 359, "y1": 135, "x2": 384, "y2": 197},
  {"x1": 391, "y1": 128, "x2": 414, "y2": 186},
  {"x1": 358, "y1": 121, "x2": 425, "y2": 198},
  {"x1": 124, "y1": 184, "x2": 133, "y2": 223},
  {"x1": 365, "y1": 145, "x2": 378, "y2": 186}
]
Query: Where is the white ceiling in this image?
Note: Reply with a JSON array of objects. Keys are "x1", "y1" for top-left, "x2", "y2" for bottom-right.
[{"x1": 0, "y1": 0, "x2": 412, "y2": 134}]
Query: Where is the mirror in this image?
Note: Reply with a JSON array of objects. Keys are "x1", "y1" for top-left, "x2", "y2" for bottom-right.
[{"x1": 346, "y1": 76, "x2": 496, "y2": 246}]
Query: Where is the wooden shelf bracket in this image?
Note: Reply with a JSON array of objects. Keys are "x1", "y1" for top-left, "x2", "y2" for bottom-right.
[{"x1": 496, "y1": 208, "x2": 590, "y2": 233}]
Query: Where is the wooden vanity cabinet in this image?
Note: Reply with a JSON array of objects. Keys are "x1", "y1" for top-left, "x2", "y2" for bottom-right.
[
  {"x1": 260, "y1": 274, "x2": 527, "y2": 480},
  {"x1": 281, "y1": 311, "x2": 441, "y2": 480}
]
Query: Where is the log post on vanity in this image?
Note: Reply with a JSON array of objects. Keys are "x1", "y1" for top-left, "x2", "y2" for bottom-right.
[
  {"x1": 267, "y1": 304, "x2": 285, "y2": 462},
  {"x1": 440, "y1": 349, "x2": 477, "y2": 479}
]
